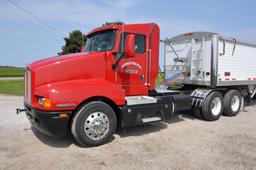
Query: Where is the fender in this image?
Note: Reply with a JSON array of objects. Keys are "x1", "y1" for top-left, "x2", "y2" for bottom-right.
[{"x1": 34, "y1": 79, "x2": 125, "y2": 111}]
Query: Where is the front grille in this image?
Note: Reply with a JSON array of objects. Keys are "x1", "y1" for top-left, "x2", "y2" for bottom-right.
[
  {"x1": 27, "y1": 69, "x2": 31, "y2": 103},
  {"x1": 24, "y1": 69, "x2": 27, "y2": 101},
  {"x1": 25, "y1": 66, "x2": 31, "y2": 103}
]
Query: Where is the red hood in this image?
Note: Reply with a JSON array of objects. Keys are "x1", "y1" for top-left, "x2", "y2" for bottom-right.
[
  {"x1": 29, "y1": 52, "x2": 107, "y2": 87},
  {"x1": 30, "y1": 52, "x2": 100, "y2": 70}
]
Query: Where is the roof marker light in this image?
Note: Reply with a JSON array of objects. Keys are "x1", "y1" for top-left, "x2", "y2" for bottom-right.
[{"x1": 185, "y1": 32, "x2": 193, "y2": 36}]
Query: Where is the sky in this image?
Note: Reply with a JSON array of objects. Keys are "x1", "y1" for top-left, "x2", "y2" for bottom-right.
[{"x1": 0, "y1": 0, "x2": 256, "y2": 67}]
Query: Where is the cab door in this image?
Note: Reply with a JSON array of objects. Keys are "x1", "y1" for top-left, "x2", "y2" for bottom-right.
[{"x1": 116, "y1": 33, "x2": 148, "y2": 96}]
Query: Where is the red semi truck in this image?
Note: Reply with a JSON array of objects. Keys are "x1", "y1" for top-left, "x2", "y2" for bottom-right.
[{"x1": 17, "y1": 23, "x2": 253, "y2": 147}]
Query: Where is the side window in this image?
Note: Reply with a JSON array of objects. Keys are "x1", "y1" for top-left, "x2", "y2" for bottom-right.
[
  {"x1": 135, "y1": 35, "x2": 145, "y2": 53},
  {"x1": 119, "y1": 33, "x2": 146, "y2": 54}
]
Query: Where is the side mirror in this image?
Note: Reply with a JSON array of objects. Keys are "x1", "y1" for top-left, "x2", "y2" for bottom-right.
[
  {"x1": 80, "y1": 45, "x2": 85, "y2": 52},
  {"x1": 124, "y1": 34, "x2": 135, "y2": 57}
]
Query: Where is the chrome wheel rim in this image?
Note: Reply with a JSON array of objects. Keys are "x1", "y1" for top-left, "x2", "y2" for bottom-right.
[
  {"x1": 84, "y1": 112, "x2": 110, "y2": 140},
  {"x1": 211, "y1": 97, "x2": 222, "y2": 116},
  {"x1": 231, "y1": 95, "x2": 240, "y2": 112}
]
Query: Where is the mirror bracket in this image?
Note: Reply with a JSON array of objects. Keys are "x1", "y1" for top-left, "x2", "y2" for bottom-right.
[{"x1": 112, "y1": 52, "x2": 124, "y2": 70}]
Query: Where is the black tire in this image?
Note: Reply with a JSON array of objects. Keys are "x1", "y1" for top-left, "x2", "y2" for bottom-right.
[
  {"x1": 71, "y1": 101, "x2": 117, "y2": 147},
  {"x1": 193, "y1": 106, "x2": 204, "y2": 119},
  {"x1": 223, "y1": 90, "x2": 241, "y2": 116},
  {"x1": 202, "y1": 91, "x2": 224, "y2": 121}
]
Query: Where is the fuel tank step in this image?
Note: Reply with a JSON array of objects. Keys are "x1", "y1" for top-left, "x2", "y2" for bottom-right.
[
  {"x1": 125, "y1": 96, "x2": 157, "y2": 106},
  {"x1": 141, "y1": 117, "x2": 161, "y2": 123}
]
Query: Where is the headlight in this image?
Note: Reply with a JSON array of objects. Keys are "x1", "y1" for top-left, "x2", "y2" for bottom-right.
[{"x1": 38, "y1": 97, "x2": 52, "y2": 108}]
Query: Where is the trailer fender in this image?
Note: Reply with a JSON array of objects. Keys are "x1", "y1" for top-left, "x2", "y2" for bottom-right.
[{"x1": 191, "y1": 89, "x2": 213, "y2": 107}]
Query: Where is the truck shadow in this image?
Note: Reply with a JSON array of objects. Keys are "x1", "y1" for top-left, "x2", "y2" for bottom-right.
[
  {"x1": 31, "y1": 126, "x2": 75, "y2": 148},
  {"x1": 177, "y1": 110, "x2": 198, "y2": 120},
  {"x1": 31, "y1": 111, "x2": 198, "y2": 148},
  {"x1": 30, "y1": 100, "x2": 256, "y2": 148},
  {"x1": 245, "y1": 99, "x2": 256, "y2": 107},
  {"x1": 118, "y1": 113, "x2": 189, "y2": 138},
  {"x1": 31, "y1": 126, "x2": 115, "y2": 148}
]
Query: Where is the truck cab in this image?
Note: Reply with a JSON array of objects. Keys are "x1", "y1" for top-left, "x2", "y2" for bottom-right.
[{"x1": 22, "y1": 23, "x2": 190, "y2": 146}]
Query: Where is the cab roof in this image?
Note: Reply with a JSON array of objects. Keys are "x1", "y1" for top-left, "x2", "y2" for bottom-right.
[{"x1": 87, "y1": 23, "x2": 158, "y2": 36}]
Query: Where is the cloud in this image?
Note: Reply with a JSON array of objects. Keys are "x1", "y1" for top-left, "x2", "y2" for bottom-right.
[
  {"x1": 1, "y1": 0, "x2": 214, "y2": 38},
  {"x1": 1, "y1": 0, "x2": 143, "y2": 28},
  {"x1": 125, "y1": 16, "x2": 214, "y2": 39},
  {"x1": 201, "y1": 7, "x2": 217, "y2": 17},
  {"x1": 6, "y1": 0, "x2": 254, "y2": 43},
  {"x1": 227, "y1": 28, "x2": 256, "y2": 43}
]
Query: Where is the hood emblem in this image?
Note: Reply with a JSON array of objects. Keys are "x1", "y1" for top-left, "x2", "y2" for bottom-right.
[{"x1": 57, "y1": 103, "x2": 76, "y2": 108}]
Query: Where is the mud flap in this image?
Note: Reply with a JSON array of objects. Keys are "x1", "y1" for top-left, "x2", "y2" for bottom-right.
[{"x1": 172, "y1": 94, "x2": 192, "y2": 112}]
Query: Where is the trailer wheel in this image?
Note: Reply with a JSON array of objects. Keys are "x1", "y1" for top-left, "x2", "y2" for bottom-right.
[
  {"x1": 193, "y1": 106, "x2": 203, "y2": 119},
  {"x1": 71, "y1": 101, "x2": 117, "y2": 147},
  {"x1": 202, "y1": 91, "x2": 224, "y2": 121},
  {"x1": 223, "y1": 90, "x2": 241, "y2": 116}
]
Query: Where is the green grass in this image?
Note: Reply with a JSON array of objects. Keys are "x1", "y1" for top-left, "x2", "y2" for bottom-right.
[
  {"x1": 0, "y1": 80, "x2": 24, "y2": 96},
  {"x1": 0, "y1": 66, "x2": 25, "y2": 77}
]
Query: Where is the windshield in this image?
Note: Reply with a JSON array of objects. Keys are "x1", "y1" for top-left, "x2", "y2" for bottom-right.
[{"x1": 85, "y1": 30, "x2": 116, "y2": 52}]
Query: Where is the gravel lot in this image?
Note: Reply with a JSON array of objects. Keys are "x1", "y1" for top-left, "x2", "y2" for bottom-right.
[{"x1": 0, "y1": 94, "x2": 255, "y2": 170}]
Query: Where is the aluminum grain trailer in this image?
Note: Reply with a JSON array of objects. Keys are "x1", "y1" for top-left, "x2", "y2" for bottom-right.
[{"x1": 163, "y1": 32, "x2": 256, "y2": 120}]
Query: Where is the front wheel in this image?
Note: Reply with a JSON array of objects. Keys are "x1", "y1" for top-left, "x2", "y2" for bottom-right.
[{"x1": 71, "y1": 101, "x2": 117, "y2": 147}]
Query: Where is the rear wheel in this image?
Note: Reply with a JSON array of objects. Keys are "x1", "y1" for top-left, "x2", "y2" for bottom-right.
[
  {"x1": 223, "y1": 90, "x2": 241, "y2": 116},
  {"x1": 71, "y1": 101, "x2": 117, "y2": 147},
  {"x1": 193, "y1": 106, "x2": 203, "y2": 119},
  {"x1": 202, "y1": 91, "x2": 224, "y2": 121}
]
